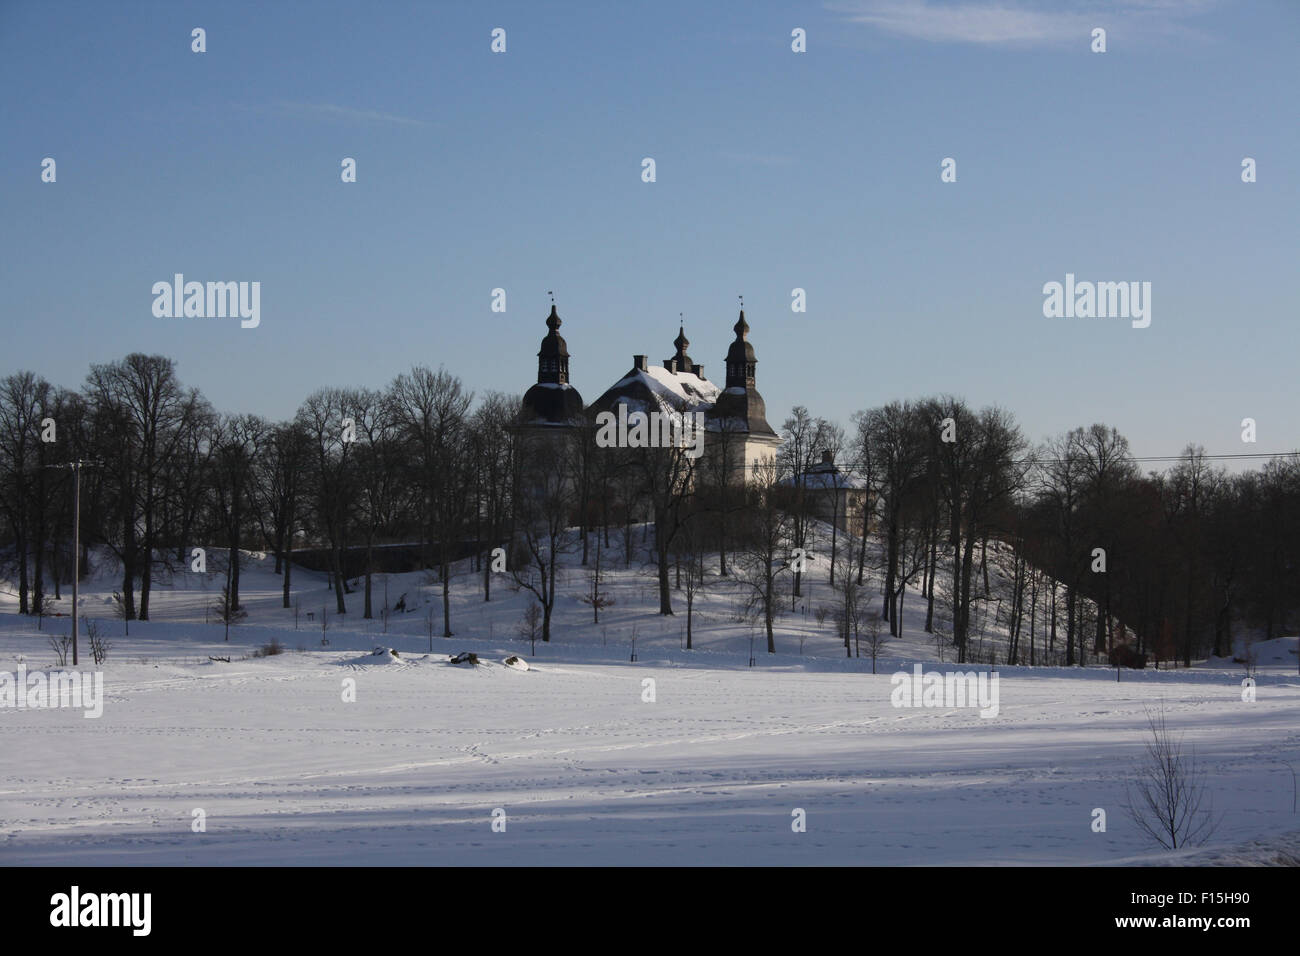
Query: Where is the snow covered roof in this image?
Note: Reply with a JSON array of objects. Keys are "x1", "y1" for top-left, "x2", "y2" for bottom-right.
[{"x1": 594, "y1": 364, "x2": 720, "y2": 417}]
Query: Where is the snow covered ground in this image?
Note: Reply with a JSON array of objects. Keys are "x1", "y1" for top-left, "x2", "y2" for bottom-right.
[{"x1": 1, "y1": 536, "x2": 1297, "y2": 866}]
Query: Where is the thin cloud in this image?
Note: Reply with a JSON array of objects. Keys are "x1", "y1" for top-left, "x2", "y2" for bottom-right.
[{"x1": 829, "y1": 0, "x2": 1217, "y2": 46}]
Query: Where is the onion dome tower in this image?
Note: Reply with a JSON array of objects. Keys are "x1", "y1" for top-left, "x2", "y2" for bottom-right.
[
  {"x1": 663, "y1": 324, "x2": 704, "y2": 378},
  {"x1": 709, "y1": 307, "x2": 776, "y2": 437},
  {"x1": 519, "y1": 303, "x2": 584, "y2": 426}
]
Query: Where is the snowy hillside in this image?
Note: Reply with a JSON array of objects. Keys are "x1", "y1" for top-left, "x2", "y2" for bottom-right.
[{"x1": 1, "y1": 530, "x2": 1297, "y2": 866}]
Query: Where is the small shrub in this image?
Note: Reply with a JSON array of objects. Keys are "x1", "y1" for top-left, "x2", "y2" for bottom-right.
[
  {"x1": 85, "y1": 617, "x2": 111, "y2": 665},
  {"x1": 1125, "y1": 707, "x2": 1220, "y2": 850},
  {"x1": 49, "y1": 633, "x2": 72, "y2": 666},
  {"x1": 253, "y1": 639, "x2": 284, "y2": 658}
]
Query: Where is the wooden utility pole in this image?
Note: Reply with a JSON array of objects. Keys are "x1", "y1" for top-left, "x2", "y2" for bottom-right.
[{"x1": 48, "y1": 460, "x2": 96, "y2": 666}]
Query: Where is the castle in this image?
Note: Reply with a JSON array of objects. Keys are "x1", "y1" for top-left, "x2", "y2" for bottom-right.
[{"x1": 515, "y1": 303, "x2": 783, "y2": 479}]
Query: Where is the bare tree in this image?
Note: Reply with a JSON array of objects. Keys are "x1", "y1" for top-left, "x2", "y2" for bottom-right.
[
  {"x1": 861, "y1": 601, "x2": 888, "y2": 673},
  {"x1": 85, "y1": 354, "x2": 207, "y2": 620},
  {"x1": 1077, "y1": 424, "x2": 1138, "y2": 657},
  {"x1": 1125, "y1": 707, "x2": 1219, "y2": 850},
  {"x1": 249, "y1": 420, "x2": 310, "y2": 608},
  {"x1": 699, "y1": 414, "x2": 747, "y2": 576},
  {"x1": 578, "y1": 525, "x2": 615, "y2": 624},
  {"x1": 518, "y1": 601, "x2": 543, "y2": 654},
  {"x1": 0, "y1": 373, "x2": 49, "y2": 615},
  {"x1": 208, "y1": 413, "x2": 267, "y2": 613},
  {"x1": 935, "y1": 398, "x2": 1026, "y2": 662},
  {"x1": 612, "y1": 410, "x2": 703, "y2": 616},
  {"x1": 296, "y1": 388, "x2": 365, "y2": 615},
  {"x1": 469, "y1": 392, "x2": 519, "y2": 602},
  {"x1": 211, "y1": 563, "x2": 247, "y2": 641},
  {"x1": 861, "y1": 401, "x2": 927, "y2": 636},
  {"x1": 731, "y1": 456, "x2": 794, "y2": 654},
  {"x1": 352, "y1": 389, "x2": 401, "y2": 620},
  {"x1": 832, "y1": 536, "x2": 861, "y2": 657},
  {"x1": 674, "y1": 506, "x2": 707, "y2": 649},
  {"x1": 820, "y1": 422, "x2": 846, "y2": 587},
  {"x1": 389, "y1": 367, "x2": 474, "y2": 636},
  {"x1": 779, "y1": 406, "x2": 833, "y2": 601},
  {"x1": 48, "y1": 632, "x2": 72, "y2": 666},
  {"x1": 510, "y1": 436, "x2": 576, "y2": 643},
  {"x1": 84, "y1": 616, "x2": 111, "y2": 665}
]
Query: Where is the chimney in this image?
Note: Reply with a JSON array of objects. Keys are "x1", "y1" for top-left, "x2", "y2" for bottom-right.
[
  {"x1": 693, "y1": 364, "x2": 705, "y2": 379},
  {"x1": 665, "y1": 359, "x2": 678, "y2": 373},
  {"x1": 821, "y1": 449, "x2": 833, "y2": 465},
  {"x1": 633, "y1": 355, "x2": 648, "y2": 371}
]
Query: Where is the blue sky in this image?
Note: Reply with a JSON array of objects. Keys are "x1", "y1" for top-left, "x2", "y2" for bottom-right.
[{"x1": 2, "y1": 0, "x2": 1297, "y2": 462}]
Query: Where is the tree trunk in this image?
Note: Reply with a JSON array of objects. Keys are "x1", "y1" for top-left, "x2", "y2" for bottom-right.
[
  {"x1": 442, "y1": 554, "x2": 452, "y2": 637},
  {"x1": 364, "y1": 545, "x2": 373, "y2": 620},
  {"x1": 332, "y1": 544, "x2": 347, "y2": 614},
  {"x1": 1028, "y1": 570, "x2": 1037, "y2": 666},
  {"x1": 857, "y1": 506, "x2": 869, "y2": 586},
  {"x1": 280, "y1": 517, "x2": 292, "y2": 608},
  {"x1": 657, "y1": 531, "x2": 673, "y2": 615},
  {"x1": 924, "y1": 521, "x2": 937, "y2": 633},
  {"x1": 281, "y1": 507, "x2": 293, "y2": 609},
  {"x1": 829, "y1": 495, "x2": 839, "y2": 588},
  {"x1": 958, "y1": 533, "x2": 975, "y2": 662},
  {"x1": 1066, "y1": 585, "x2": 1077, "y2": 666},
  {"x1": 15, "y1": 529, "x2": 29, "y2": 614},
  {"x1": 765, "y1": 576, "x2": 776, "y2": 653},
  {"x1": 883, "y1": 515, "x2": 899, "y2": 634}
]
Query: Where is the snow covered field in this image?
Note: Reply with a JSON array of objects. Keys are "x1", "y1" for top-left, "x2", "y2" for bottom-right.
[{"x1": 2, "y1": 542, "x2": 1297, "y2": 866}]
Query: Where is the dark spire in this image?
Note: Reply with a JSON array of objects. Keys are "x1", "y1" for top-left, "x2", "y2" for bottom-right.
[
  {"x1": 537, "y1": 302, "x2": 570, "y2": 384},
  {"x1": 664, "y1": 318, "x2": 697, "y2": 375},
  {"x1": 708, "y1": 302, "x2": 775, "y2": 437},
  {"x1": 725, "y1": 306, "x2": 756, "y2": 389}
]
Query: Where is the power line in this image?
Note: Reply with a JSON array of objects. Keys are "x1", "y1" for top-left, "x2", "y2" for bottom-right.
[
  {"x1": 814, "y1": 451, "x2": 1299, "y2": 469},
  {"x1": 719, "y1": 449, "x2": 1299, "y2": 478},
  {"x1": 1028, "y1": 452, "x2": 1297, "y2": 464}
]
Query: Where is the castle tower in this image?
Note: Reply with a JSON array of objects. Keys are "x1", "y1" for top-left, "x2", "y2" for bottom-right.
[
  {"x1": 663, "y1": 325, "x2": 704, "y2": 378},
  {"x1": 518, "y1": 303, "x2": 584, "y2": 427},
  {"x1": 706, "y1": 307, "x2": 781, "y2": 479},
  {"x1": 724, "y1": 309, "x2": 756, "y2": 388}
]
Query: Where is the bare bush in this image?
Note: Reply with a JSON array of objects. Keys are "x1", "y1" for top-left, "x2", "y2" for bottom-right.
[
  {"x1": 932, "y1": 620, "x2": 951, "y2": 663},
  {"x1": 1125, "y1": 707, "x2": 1220, "y2": 850},
  {"x1": 518, "y1": 602, "x2": 542, "y2": 654},
  {"x1": 211, "y1": 581, "x2": 247, "y2": 640},
  {"x1": 861, "y1": 606, "x2": 889, "y2": 674},
  {"x1": 49, "y1": 632, "x2": 72, "y2": 666},
  {"x1": 85, "y1": 617, "x2": 111, "y2": 666},
  {"x1": 1242, "y1": 645, "x2": 1258, "y2": 681}
]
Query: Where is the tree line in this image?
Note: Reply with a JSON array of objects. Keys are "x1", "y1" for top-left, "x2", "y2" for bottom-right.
[{"x1": 1, "y1": 354, "x2": 1296, "y2": 664}]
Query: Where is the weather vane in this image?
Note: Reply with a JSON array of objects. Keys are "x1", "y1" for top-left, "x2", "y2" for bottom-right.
[
  {"x1": 547, "y1": 290, "x2": 555, "y2": 306},
  {"x1": 738, "y1": 294, "x2": 743, "y2": 309}
]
